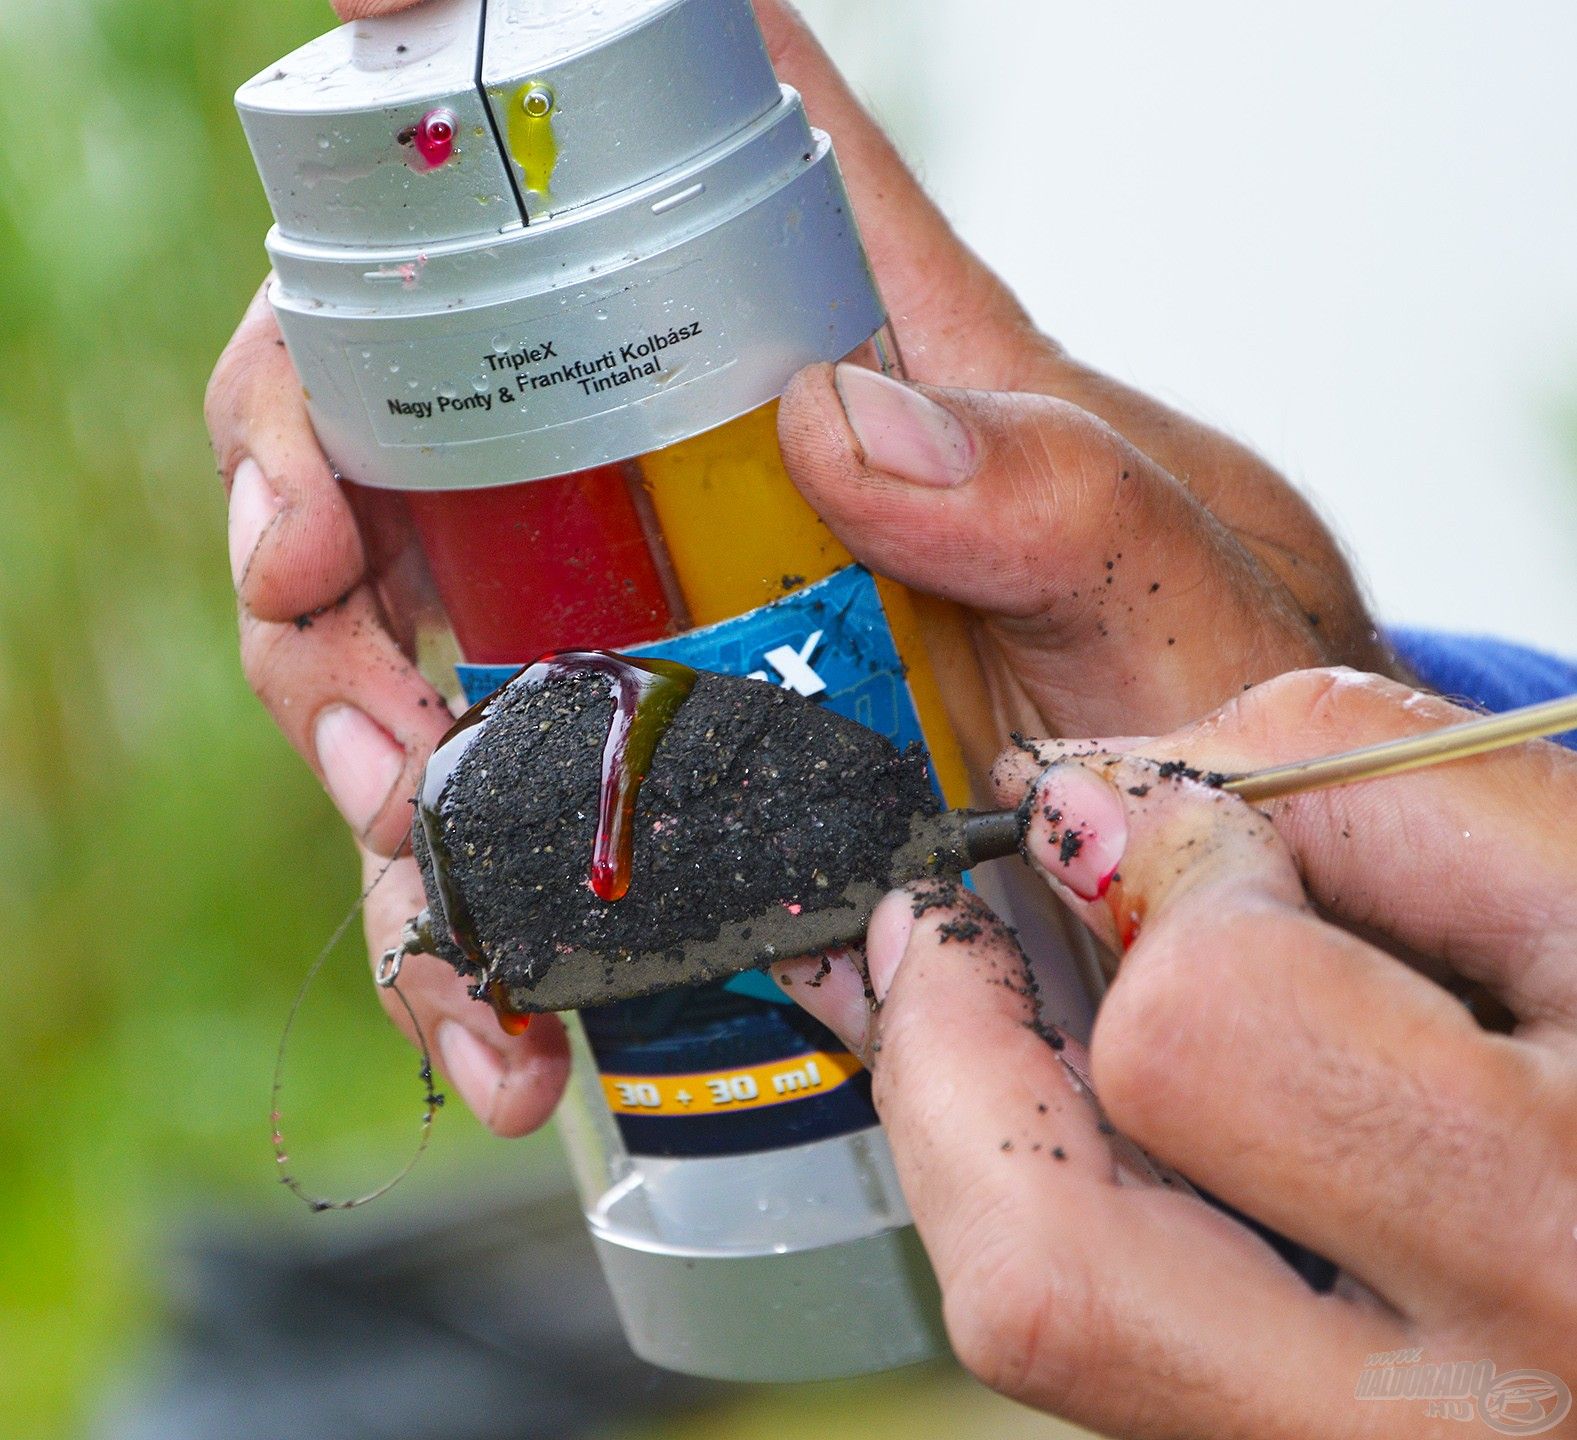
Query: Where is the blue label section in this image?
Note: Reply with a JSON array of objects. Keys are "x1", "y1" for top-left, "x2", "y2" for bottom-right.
[
  {"x1": 458, "y1": 565, "x2": 934, "y2": 1158},
  {"x1": 634, "y1": 567, "x2": 929, "y2": 758}
]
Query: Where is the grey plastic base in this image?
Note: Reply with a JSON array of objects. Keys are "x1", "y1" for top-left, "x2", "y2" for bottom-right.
[{"x1": 589, "y1": 1220, "x2": 947, "y2": 1383}]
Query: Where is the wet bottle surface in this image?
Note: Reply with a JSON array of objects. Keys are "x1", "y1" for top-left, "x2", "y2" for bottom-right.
[{"x1": 237, "y1": 0, "x2": 1095, "y2": 1382}]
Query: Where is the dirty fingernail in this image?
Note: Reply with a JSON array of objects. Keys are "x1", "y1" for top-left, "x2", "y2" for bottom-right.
[
  {"x1": 1026, "y1": 765, "x2": 1129, "y2": 903},
  {"x1": 866, "y1": 890, "x2": 918, "y2": 1002},
  {"x1": 834, "y1": 364, "x2": 976, "y2": 488},
  {"x1": 314, "y1": 704, "x2": 405, "y2": 835},
  {"x1": 438, "y1": 1021, "x2": 504, "y2": 1126},
  {"x1": 229, "y1": 458, "x2": 282, "y2": 590}
]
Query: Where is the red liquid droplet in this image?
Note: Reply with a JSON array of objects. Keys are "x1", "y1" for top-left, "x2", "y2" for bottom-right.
[
  {"x1": 418, "y1": 651, "x2": 698, "y2": 962},
  {"x1": 572, "y1": 653, "x2": 697, "y2": 901},
  {"x1": 1105, "y1": 878, "x2": 1145, "y2": 950},
  {"x1": 486, "y1": 980, "x2": 532, "y2": 1035},
  {"x1": 414, "y1": 108, "x2": 456, "y2": 168}
]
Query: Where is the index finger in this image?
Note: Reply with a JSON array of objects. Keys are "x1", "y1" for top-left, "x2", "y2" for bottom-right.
[
  {"x1": 1009, "y1": 753, "x2": 1576, "y2": 1323},
  {"x1": 205, "y1": 286, "x2": 365, "y2": 623},
  {"x1": 995, "y1": 668, "x2": 1577, "y2": 1027}
]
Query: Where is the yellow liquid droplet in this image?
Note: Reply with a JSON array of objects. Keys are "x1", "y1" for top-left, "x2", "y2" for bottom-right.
[{"x1": 507, "y1": 82, "x2": 558, "y2": 201}]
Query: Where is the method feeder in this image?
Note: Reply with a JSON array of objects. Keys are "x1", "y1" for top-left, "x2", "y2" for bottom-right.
[{"x1": 388, "y1": 656, "x2": 1577, "y2": 1016}]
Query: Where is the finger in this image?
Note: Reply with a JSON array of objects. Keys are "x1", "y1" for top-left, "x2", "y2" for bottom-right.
[
  {"x1": 778, "y1": 365, "x2": 1325, "y2": 735},
  {"x1": 756, "y1": 1, "x2": 1389, "y2": 669},
  {"x1": 1019, "y1": 754, "x2": 1577, "y2": 1321},
  {"x1": 211, "y1": 294, "x2": 455, "y2": 855},
  {"x1": 864, "y1": 882, "x2": 1399, "y2": 1436},
  {"x1": 771, "y1": 945, "x2": 874, "y2": 1057},
  {"x1": 362, "y1": 847, "x2": 570, "y2": 1138},
  {"x1": 240, "y1": 589, "x2": 451, "y2": 856},
  {"x1": 206, "y1": 286, "x2": 365, "y2": 624},
  {"x1": 332, "y1": 0, "x2": 425, "y2": 18},
  {"x1": 995, "y1": 669, "x2": 1577, "y2": 1027}
]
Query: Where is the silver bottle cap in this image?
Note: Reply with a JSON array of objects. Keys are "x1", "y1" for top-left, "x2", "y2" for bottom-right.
[{"x1": 236, "y1": 0, "x2": 886, "y2": 490}]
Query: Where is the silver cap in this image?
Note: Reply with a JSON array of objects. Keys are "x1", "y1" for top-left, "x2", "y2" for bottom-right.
[
  {"x1": 236, "y1": 0, "x2": 886, "y2": 491},
  {"x1": 236, "y1": 0, "x2": 520, "y2": 246}
]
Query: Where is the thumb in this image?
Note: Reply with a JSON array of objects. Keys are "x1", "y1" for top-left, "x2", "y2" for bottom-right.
[{"x1": 778, "y1": 363, "x2": 1323, "y2": 736}]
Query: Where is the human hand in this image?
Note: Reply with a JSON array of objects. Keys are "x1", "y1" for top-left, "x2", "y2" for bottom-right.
[
  {"x1": 780, "y1": 669, "x2": 1577, "y2": 1439},
  {"x1": 206, "y1": 0, "x2": 1394, "y2": 1134}
]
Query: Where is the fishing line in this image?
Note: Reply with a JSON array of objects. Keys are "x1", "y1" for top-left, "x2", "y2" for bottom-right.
[{"x1": 269, "y1": 848, "x2": 444, "y2": 1212}]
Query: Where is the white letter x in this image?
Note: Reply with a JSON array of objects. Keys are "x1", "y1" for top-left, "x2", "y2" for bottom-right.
[{"x1": 749, "y1": 630, "x2": 826, "y2": 697}]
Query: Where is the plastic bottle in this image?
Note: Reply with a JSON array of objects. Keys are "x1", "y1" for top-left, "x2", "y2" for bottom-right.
[{"x1": 237, "y1": 0, "x2": 1095, "y2": 1381}]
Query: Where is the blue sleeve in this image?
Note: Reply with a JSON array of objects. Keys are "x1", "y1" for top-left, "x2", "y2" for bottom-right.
[{"x1": 1389, "y1": 630, "x2": 1577, "y2": 749}]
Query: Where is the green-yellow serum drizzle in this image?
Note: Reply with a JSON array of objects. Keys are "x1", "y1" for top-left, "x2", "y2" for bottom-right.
[{"x1": 507, "y1": 82, "x2": 558, "y2": 201}]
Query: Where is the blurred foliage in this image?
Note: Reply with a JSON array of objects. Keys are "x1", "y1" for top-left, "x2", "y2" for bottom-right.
[{"x1": 0, "y1": 2, "x2": 506, "y2": 1435}]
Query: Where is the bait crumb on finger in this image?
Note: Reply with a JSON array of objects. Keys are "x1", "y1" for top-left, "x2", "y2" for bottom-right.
[
  {"x1": 937, "y1": 917, "x2": 983, "y2": 943},
  {"x1": 1155, "y1": 759, "x2": 1228, "y2": 788}
]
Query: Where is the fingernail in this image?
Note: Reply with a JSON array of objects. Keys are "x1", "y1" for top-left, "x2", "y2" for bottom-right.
[
  {"x1": 314, "y1": 705, "x2": 405, "y2": 834},
  {"x1": 229, "y1": 458, "x2": 282, "y2": 590},
  {"x1": 1026, "y1": 765, "x2": 1129, "y2": 902},
  {"x1": 834, "y1": 364, "x2": 976, "y2": 487},
  {"x1": 437, "y1": 1021, "x2": 503, "y2": 1125},
  {"x1": 866, "y1": 890, "x2": 918, "y2": 1002}
]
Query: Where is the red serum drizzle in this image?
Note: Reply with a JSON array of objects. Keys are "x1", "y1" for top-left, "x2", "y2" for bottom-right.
[
  {"x1": 411, "y1": 108, "x2": 456, "y2": 168},
  {"x1": 418, "y1": 651, "x2": 699, "y2": 971},
  {"x1": 577, "y1": 653, "x2": 698, "y2": 900}
]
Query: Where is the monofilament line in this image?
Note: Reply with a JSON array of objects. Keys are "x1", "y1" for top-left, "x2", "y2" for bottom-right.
[{"x1": 270, "y1": 848, "x2": 444, "y2": 1213}]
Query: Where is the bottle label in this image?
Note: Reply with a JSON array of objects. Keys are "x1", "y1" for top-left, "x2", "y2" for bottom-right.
[
  {"x1": 357, "y1": 313, "x2": 718, "y2": 446},
  {"x1": 456, "y1": 563, "x2": 935, "y2": 1157}
]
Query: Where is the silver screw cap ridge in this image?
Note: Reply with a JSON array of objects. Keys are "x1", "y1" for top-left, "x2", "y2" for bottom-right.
[{"x1": 238, "y1": 0, "x2": 782, "y2": 241}]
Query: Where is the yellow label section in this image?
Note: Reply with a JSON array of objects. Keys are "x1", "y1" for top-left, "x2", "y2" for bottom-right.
[
  {"x1": 600, "y1": 1049, "x2": 864, "y2": 1118},
  {"x1": 636, "y1": 401, "x2": 973, "y2": 805}
]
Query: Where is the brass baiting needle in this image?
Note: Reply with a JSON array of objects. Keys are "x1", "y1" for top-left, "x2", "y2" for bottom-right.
[{"x1": 1219, "y1": 691, "x2": 1577, "y2": 802}]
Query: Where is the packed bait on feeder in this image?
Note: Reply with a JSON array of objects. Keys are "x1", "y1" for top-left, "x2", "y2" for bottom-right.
[{"x1": 406, "y1": 652, "x2": 1012, "y2": 1014}]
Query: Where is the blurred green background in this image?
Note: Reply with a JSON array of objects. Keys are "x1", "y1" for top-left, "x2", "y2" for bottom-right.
[{"x1": 0, "y1": 1, "x2": 456, "y2": 1433}]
